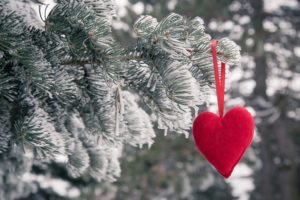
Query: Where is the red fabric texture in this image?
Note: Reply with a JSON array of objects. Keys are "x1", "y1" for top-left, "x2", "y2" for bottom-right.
[{"x1": 192, "y1": 107, "x2": 254, "y2": 178}]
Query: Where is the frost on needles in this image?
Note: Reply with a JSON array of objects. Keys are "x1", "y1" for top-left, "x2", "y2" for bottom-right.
[{"x1": 0, "y1": 0, "x2": 240, "y2": 199}]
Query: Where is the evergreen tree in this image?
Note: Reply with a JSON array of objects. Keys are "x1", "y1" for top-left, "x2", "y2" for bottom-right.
[{"x1": 0, "y1": 0, "x2": 240, "y2": 199}]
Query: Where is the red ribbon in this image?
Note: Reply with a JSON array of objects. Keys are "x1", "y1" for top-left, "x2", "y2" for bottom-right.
[{"x1": 211, "y1": 40, "x2": 226, "y2": 118}]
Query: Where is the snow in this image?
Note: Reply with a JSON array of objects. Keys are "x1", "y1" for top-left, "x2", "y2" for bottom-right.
[
  {"x1": 6, "y1": 0, "x2": 43, "y2": 26},
  {"x1": 263, "y1": 20, "x2": 278, "y2": 32},
  {"x1": 288, "y1": 73, "x2": 300, "y2": 92},
  {"x1": 54, "y1": 154, "x2": 68, "y2": 163},
  {"x1": 167, "y1": 0, "x2": 178, "y2": 11},
  {"x1": 132, "y1": 2, "x2": 144, "y2": 15},
  {"x1": 208, "y1": 20, "x2": 218, "y2": 31},
  {"x1": 294, "y1": 47, "x2": 300, "y2": 57},
  {"x1": 22, "y1": 173, "x2": 80, "y2": 198},
  {"x1": 113, "y1": 20, "x2": 130, "y2": 30},
  {"x1": 238, "y1": 15, "x2": 251, "y2": 25},
  {"x1": 223, "y1": 20, "x2": 235, "y2": 30},
  {"x1": 245, "y1": 38, "x2": 254, "y2": 47},
  {"x1": 226, "y1": 163, "x2": 254, "y2": 200},
  {"x1": 226, "y1": 97, "x2": 245, "y2": 108},
  {"x1": 229, "y1": 24, "x2": 244, "y2": 40},
  {"x1": 31, "y1": 0, "x2": 56, "y2": 23},
  {"x1": 115, "y1": 0, "x2": 129, "y2": 17},
  {"x1": 229, "y1": 1, "x2": 242, "y2": 12},
  {"x1": 288, "y1": 109, "x2": 300, "y2": 120},
  {"x1": 239, "y1": 80, "x2": 256, "y2": 96},
  {"x1": 264, "y1": 0, "x2": 299, "y2": 13}
]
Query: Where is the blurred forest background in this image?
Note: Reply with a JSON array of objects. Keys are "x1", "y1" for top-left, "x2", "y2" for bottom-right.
[
  {"x1": 108, "y1": 0, "x2": 300, "y2": 200},
  {"x1": 3, "y1": 0, "x2": 299, "y2": 199}
]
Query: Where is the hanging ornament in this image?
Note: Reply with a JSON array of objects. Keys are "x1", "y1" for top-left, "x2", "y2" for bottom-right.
[{"x1": 192, "y1": 40, "x2": 254, "y2": 178}]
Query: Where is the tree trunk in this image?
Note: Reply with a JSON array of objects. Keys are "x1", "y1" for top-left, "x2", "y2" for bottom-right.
[{"x1": 249, "y1": 1, "x2": 274, "y2": 200}]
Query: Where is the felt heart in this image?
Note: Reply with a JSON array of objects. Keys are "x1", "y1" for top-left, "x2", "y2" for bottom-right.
[{"x1": 192, "y1": 107, "x2": 254, "y2": 178}]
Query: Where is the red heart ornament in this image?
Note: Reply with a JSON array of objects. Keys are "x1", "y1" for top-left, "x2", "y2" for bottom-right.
[{"x1": 192, "y1": 107, "x2": 254, "y2": 178}]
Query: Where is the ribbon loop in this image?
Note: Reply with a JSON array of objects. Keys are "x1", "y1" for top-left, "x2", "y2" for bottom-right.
[{"x1": 211, "y1": 40, "x2": 226, "y2": 118}]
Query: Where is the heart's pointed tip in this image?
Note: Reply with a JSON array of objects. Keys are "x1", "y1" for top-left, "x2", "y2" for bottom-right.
[
  {"x1": 221, "y1": 171, "x2": 232, "y2": 179},
  {"x1": 217, "y1": 168, "x2": 234, "y2": 179}
]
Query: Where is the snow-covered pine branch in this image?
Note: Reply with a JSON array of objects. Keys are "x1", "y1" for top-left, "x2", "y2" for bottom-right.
[{"x1": 0, "y1": 0, "x2": 240, "y2": 199}]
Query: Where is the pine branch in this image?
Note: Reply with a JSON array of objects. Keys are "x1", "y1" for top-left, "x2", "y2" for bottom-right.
[
  {"x1": 66, "y1": 140, "x2": 90, "y2": 178},
  {"x1": 122, "y1": 91, "x2": 155, "y2": 148},
  {"x1": 80, "y1": 65, "x2": 118, "y2": 142},
  {"x1": 0, "y1": 0, "x2": 241, "y2": 194},
  {"x1": 0, "y1": 150, "x2": 34, "y2": 200},
  {"x1": 0, "y1": 9, "x2": 26, "y2": 59},
  {"x1": 152, "y1": 58, "x2": 200, "y2": 106},
  {"x1": 123, "y1": 60, "x2": 193, "y2": 136},
  {"x1": 83, "y1": 0, "x2": 116, "y2": 21},
  {"x1": 187, "y1": 17, "x2": 211, "y2": 53},
  {"x1": 13, "y1": 105, "x2": 66, "y2": 159},
  {"x1": 0, "y1": 66, "x2": 17, "y2": 102},
  {"x1": 46, "y1": 1, "x2": 114, "y2": 60},
  {"x1": 83, "y1": 135, "x2": 121, "y2": 182},
  {"x1": 190, "y1": 52, "x2": 215, "y2": 87},
  {"x1": 0, "y1": 102, "x2": 11, "y2": 154}
]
